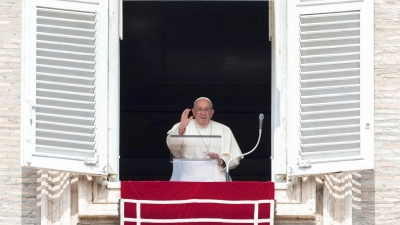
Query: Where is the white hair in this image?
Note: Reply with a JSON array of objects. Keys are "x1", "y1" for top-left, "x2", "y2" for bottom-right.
[{"x1": 194, "y1": 97, "x2": 213, "y2": 108}]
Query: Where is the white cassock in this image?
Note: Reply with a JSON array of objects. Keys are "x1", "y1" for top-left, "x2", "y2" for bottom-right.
[{"x1": 166, "y1": 120, "x2": 243, "y2": 181}]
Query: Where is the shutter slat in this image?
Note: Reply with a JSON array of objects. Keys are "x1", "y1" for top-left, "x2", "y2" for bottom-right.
[
  {"x1": 301, "y1": 100, "x2": 360, "y2": 107},
  {"x1": 301, "y1": 91, "x2": 359, "y2": 99},
  {"x1": 37, "y1": 136, "x2": 95, "y2": 147},
  {"x1": 36, "y1": 120, "x2": 95, "y2": 130},
  {"x1": 36, "y1": 113, "x2": 94, "y2": 126},
  {"x1": 37, "y1": 89, "x2": 95, "y2": 102},
  {"x1": 37, "y1": 25, "x2": 95, "y2": 38},
  {"x1": 301, "y1": 60, "x2": 360, "y2": 68},
  {"x1": 37, "y1": 49, "x2": 95, "y2": 61},
  {"x1": 37, "y1": 65, "x2": 94, "y2": 78},
  {"x1": 298, "y1": 0, "x2": 362, "y2": 7},
  {"x1": 302, "y1": 132, "x2": 360, "y2": 139},
  {"x1": 38, "y1": 41, "x2": 95, "y2": 53},
  {"x1": 308, "y1": 156, "x2": 364, "y2": 164},
  {"x1": 301, "y1": 117, "x2": 359, "y2": 128},
  {"x1": 36, "y1": 121, "x2": 95, "y2": 135},
  {"x1": 302, "y1": 62, "x2": 359, "y2": 72},
  {"x1": 301, "y1": 21, "x2": 360, "y2": 33},
  {"x1": 301, "y1": 45, "x2": 360, "y2": 56},
  {"x1": 36, "y1": 141, "x2": 94, "y2": 152},
  {"x1": 301, "y1": 76, "x2": 359, "y2": 88},
  {"x1": 37, "y1": 128, "x2": 94, "y2": 137},
  {"x1": 300, "y1": 11, "x2": 360, "y2": 22},
  {"x1": 301, "y1": 141, "x2": 360, "y2": 152},
  {"x1": 37, "y1": 48, "x2": 95, "y2": 56},
  {"x1": 37, "y1": 130, "x2": 95, "y2": 143},
  {"x1": 37, "y1": 8, "x2": 97, "y2": 20},
  {"x1": 301, "y1": 75, "x2": 359, "y2": 83},
  {"x1": 37, "y1": 64, "x2": 95, "y2": 73},
  {"x1": 37, "y1": 56, "x2": 95, "y2": 70},
  {"x1": 56, "y1": 0, "x2": 99, "y2": 5},
  {"x1": 37, "y1": 72, "x2": 95, "y2": 81},
  {"x1": 301, "y1": 28, "x2": 360, "y2": 40},
  {"x1": 36, "y1": 80, "x2": 95, "y2": 90},
  {"x1": 301, "y1": 133, "x2": 360, "y2": 144},
  {"x1": 34, "y1": 148, "x2": 91, "y2": 159},
  {"x1": 302, "y1": 102, "x2": 359, "y2": 112},
  {"x1": 302, "y1": 109, "x2": 359, "y2": 120},
  {"x1": 36, "y1": 104, "x2": 95, "y2": 114},
  {"x1": 301, "y1": 43, "x2": 359, "y2": 51},
  {"x1": 301, "y1": 125, "x2": 360, "y2": 136},
  {"x1": 301, "y1": 68, "x2": 359, "y2": 79},
  {"x1": 36, "y1": 81, "x2": 95, "y2": 94},
  {"x1": 37, "y1": 57, "x2": 95, "y2": 66},
  {"x1": 35, "y1": 146, "x2": 95, "y2": 158},
  {"x1": 37, "y1": 33, "x2": 95, "y2": 46},
  {"x1": 37, "y1": 98, "x2": 94, "y2": 110},
  {"x1": 37, "y1": 96, "x2": 94, "y2": 104},
  {"x1": 300, "y1": 149, "x2": 360, "y2": 160},
  {"x1": 302, "y1": 94, "x2": 359, "y2": 105},
  {"x1": 301, "y1": 37, "x2": 360, "y2": 48},
  {"x1": 301, "y1": 85, "x2": 359, "y2": 95},
  {"x1": 37, "y1": 32, "x2": 95, "y2": 41},
  {"x1": 36, "y1": 105, "x2": 95, "y2": 118},
  {"x1": 37, "y1": 16, "x2": 95, "y2": 28},
  {"x1": 37, "y1": 74, "x2": 95, "y2": 86},
  {"x1": 301, "y1": 19, "x2": 359, "y2": 27},
  {"x1": 301, "y1": 53, "x2": 359, "y2": 64}
]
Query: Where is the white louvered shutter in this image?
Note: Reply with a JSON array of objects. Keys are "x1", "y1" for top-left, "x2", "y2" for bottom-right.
[
  {"x1": 287, "y1": 0, "x2": 374, "y2": 176},
  {"x1": 21, "y1": 0, "x2": 108, "y2": 175}
]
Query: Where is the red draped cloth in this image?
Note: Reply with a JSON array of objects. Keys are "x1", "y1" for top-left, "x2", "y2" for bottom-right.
[{"x1": 121, "y1": 181, "x2": 275, "y2": 225}]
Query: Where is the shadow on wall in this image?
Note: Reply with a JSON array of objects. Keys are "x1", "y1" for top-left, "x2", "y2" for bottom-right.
[
  {"x1": 324, "y1": 173, "x2": 353, "y2": 223},
  {"x1": 21, "y1": 168, "x2": 41, "y2": 225},
  {"x1": 35, "y1": 170, "x2": 79, "y2": 224},
  {"x1": 314, "y1": 173, "x2": 367, "y2": 224},
  {"x1": 352, "y1": 171, "x2": 375, "y2": 225}
]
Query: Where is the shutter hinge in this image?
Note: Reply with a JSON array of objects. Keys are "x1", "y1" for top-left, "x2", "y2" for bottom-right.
[
  {"x1": 84, "y1": 155, "x2": 99, "y2": 165},
  {"x1": 29, "y1": 100, "x2": 36, "y2": 123},
  {"x1": 298, "y1": 158, "x2": 311, "y2": 168}
]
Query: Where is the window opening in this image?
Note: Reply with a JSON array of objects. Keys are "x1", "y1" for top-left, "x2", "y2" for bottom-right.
[{"x1": 120, "y1": 1, "x2": 271, "y2": 181}]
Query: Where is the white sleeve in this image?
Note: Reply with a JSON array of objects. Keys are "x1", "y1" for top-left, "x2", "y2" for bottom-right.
[
  {"x1": 219, "y1": 128, "x2": 243, "y2": 171},
  {"x1": 166, "y1": 123, "x2": 183, "y2": 158}
]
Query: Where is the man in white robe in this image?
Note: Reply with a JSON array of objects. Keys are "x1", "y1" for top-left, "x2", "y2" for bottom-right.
[{"x1": 166, "y1": 97, "x2": 243, "y2": 181}]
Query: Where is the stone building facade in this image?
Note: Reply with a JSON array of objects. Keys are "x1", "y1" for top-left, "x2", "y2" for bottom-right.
[{"x1": 0, "y1": 0, "x2": 399, "y2": 224}]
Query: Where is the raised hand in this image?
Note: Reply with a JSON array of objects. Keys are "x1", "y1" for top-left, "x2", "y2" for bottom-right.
[{"x1": 178, "y1": 108, "x2": 193, "y2": 135}]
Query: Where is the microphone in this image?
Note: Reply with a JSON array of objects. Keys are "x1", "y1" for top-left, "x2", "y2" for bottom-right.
[{"x1": 225, "y1": 113, "x2": 264, "y2": 181}]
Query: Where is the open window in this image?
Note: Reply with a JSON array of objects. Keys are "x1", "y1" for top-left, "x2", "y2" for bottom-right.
[
  {"x1": 21, "y1": 0, "x2": 109, "y2": 175},
  {"x1": 20, "y1": 0, "x2": 374, "y2": 202},
  {"x1": 119, "y1": 1, "x2": 272, "y2": 181}
]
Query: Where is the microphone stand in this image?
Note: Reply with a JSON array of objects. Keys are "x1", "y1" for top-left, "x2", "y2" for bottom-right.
[{"x1": 225, "y1": 114, "x2": 264, "y2": 182}]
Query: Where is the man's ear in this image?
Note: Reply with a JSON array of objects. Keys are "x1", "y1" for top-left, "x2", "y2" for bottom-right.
[{"x1": 210, "y1": 109, "x2": 215, "y2": 117}]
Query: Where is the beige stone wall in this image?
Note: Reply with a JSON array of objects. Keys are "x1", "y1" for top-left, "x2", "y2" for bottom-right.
[
  {"x1": 0, "y1": 1, "x2": 41, "y2": 224},
  {"x1": 352, "y1": 0, "x2": 400, "y2": 224}
]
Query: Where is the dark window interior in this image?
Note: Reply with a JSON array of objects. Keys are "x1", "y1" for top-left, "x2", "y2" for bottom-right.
[{"x1": 120, "y1": 1, "x2": 271, "y2": 181}]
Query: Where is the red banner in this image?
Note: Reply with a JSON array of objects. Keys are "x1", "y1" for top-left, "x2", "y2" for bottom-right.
[{"x1": 121, "y1": 181, "x2": 275, "y2": 225}]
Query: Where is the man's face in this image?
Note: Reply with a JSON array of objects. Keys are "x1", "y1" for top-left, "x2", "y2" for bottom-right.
[{"x1": 192, "y1": 99, "x2": 214, "y2": 127}]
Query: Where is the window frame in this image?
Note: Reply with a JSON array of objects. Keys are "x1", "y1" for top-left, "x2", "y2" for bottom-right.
[
  {"x1": 21, "y1": 0, "x2": 374, "y2": 219},
  {"x1": 270, "y1": 0, "x2": 317, "y2": 218}
]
